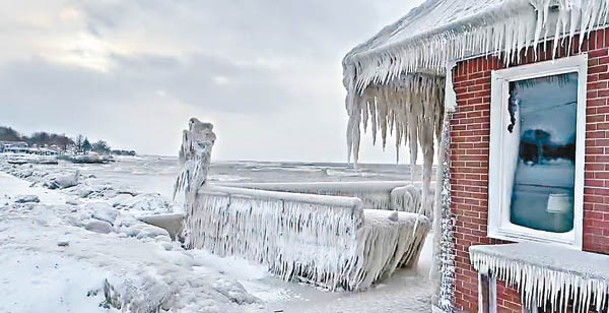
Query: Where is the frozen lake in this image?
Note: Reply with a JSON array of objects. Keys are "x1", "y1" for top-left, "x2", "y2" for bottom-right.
[{"x1": 74, "y1": 156, "x2": 418, "y2": 198}]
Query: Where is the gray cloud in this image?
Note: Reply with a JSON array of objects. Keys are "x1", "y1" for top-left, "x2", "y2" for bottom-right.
[
  {"x1": 1, "y1": 0, "x2": 423, "y2": 161},
  {"x1": 1, "y1": 53, "x2": 289, "y2": 114},
  {"x1": 75, "y1": 0, "x2": 385, "y2": 58}
]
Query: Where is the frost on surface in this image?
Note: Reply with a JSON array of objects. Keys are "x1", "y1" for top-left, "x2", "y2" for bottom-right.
[
  {"x1": 470, "y1": 242, "x2": 609, "y2": 312},
  {"x1": 185, "y1": 185, "x2": 431, "y2": 291}
]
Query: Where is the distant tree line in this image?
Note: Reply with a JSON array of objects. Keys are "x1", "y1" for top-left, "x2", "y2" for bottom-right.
[{"x1": 0, "y1": 126, "x2": 136, "y2": 156}]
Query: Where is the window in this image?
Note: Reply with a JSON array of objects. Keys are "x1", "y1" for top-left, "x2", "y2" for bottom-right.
[{"x1": 488, "y1": 54, "x2": 587, "y2": 248}]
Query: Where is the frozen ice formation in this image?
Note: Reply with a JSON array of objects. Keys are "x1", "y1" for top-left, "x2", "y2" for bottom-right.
[
  {"x1": 343, "y1": 74, "x2": 445, "y2": 220},
  {"x1": 174, "y1": 118, "x2": 216, "y2": 198},
  {"x1": 470, "y1": 242, "x2": 609, "y2": 313},
  {"x1": 431, "y1": 115, "x2": 456, "y2": 311},
  {"x1": 177, "y1": 118, "x2": 431, "y2": 291},
  {"x1": 186, "y1": 185, "x2": 430, "y2": 291},
  {"x1": 85, "y1": 220, "x2": 114, "y2": 234},
  {"x1": 219, "y1": 181, "x2": 428, "y2": 217}
]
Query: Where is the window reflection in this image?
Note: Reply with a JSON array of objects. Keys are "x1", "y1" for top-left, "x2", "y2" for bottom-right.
[{"x1": 507, "y1": 72, "x2": 577, "y2": 233}]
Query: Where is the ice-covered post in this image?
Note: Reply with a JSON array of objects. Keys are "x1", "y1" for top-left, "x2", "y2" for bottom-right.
[
  {"x1": 431, "y1": 63, "x2": 457, "y2": 312},
  {"x1": 174, "y1": 118, "x2": 216, "y2": 199}
]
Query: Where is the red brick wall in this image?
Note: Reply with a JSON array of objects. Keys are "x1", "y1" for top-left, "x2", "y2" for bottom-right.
[
  {"x1": 496, "y1": 281, "x2": 522, "y2": 313},
  {"x1": 451, "y1": 29, "x2": 609, "y2": 312}
]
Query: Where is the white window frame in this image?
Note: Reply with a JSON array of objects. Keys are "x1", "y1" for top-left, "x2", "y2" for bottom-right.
[{"x1": 488, "y1": 54, "x2": 587, "y2": 249}]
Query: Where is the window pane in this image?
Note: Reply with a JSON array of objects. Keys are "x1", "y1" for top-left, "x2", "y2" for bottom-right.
[{"x1": 507, "y1": 72, "x2": 577, "y2": 233}]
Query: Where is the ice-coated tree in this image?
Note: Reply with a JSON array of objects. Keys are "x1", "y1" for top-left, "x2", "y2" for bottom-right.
[
  {"x1": 0, "y1": 126, "x2": 23, "y2": 141},
  {"x1": 92, "y1": 140, "x2": 111, "y2": 155},
  {"x1": 82, "y1": 138, "x2": 92, "y2": 153},
  {"x1": 75, "y1": 134, "x2": 84, "y2": 153}
]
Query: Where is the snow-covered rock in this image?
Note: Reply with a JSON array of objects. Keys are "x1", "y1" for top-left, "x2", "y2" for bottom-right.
[
  {"x1": 135, "y1": 224, "x2": 171, "y2": 240},
  {"x1": 138, "y1": 213, "x2": 184, "y2": 241},
  {"x1": 85, "y1": 220, "x2": 114, "y2": 234},
  {"x1": 48, "y1": 171, "x2": 79, "y2": 189},
  {"x1": 89, "y1": 202, "x2": 118, "y2": 225},
  {"x1": 14, "y1": 195, "x2": 40, "y2": 203},
  {"x1": 125, "y1": 193, "x2": 176, "y2": 215},
  {"x1": 212, "y1": 278, "x2": 258, "y2": 304}
]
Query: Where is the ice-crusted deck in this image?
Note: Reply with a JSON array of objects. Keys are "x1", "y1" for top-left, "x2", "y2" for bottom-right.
[{"x1": 470, "y1": 242, "x2": 609, "y2": 312}]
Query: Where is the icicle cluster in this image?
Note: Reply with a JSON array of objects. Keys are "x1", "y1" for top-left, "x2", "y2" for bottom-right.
[
  {"x1": 390, "y1": 185, "x2": 424, "y2": 215},
  {"x1": 345, "y1": 0, "x2": 609, "y2": 90},
  {"x1": 343, "y1": 0, "x2": 609, "y2": 219},
  {"x1": 185, "y1": 185, "x2": 431, "y2": 291},
  {"x1": 345, "y1": 74, "x2": 445, "y2": 217},
  {"x1": 470, "y1": 243, "x2": 609, "y2": 313}
]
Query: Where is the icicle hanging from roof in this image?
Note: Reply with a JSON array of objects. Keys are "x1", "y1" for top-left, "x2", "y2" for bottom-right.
[
  {"x1": 345, "y1": 0, "x2": 609, "y2": 91},
  {"x1": 343, "y1": 0, "x2": 609, "y2": 213},
  {"x1": 345, "y1": 73, "x2": 445, "y2": 208}
]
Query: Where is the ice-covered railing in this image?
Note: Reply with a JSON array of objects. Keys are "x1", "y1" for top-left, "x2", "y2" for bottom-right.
[
  {"x1": 470, "y1": 243, "x2": 609, "y2": 313},
  {"x1": 218, "y1": 181, "x2": 431, "y2": 218},
  {"x1": 185, "y1": 185, "x2": 430, "y2": 291},
  {"x1": 175, "y1": 118, "x2": 431, "y2": 291}
]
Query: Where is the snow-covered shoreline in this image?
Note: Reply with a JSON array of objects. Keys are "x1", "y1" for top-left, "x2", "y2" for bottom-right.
[
  {"x1": 0, "y1": 158, "x2": 433, "y2": 313},
  {"x1": 0, "y1": 160, "x2": 278, "y2": 313}
]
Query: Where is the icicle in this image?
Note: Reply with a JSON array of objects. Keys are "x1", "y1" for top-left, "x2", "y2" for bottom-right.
[
  {"x1": 471, "y1": 243, "x2": 609, "y2": 313},
  {"x1": 370, "y1": 98, "x2": 378, "y2": 145},
  {"x1": 184, "y1": 184, "x2": 430, "y2": 291},
  {"x1": 346, "y1": 73, "x2": 445, "y2": 196},
  {"x1": 344, "y1": 0, "x2": 609, "y2": 93}
]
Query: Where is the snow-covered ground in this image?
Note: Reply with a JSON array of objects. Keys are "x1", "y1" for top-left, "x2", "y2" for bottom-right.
[{"x1": 0, "y1": 156, "x2": 432, "y2": 313}]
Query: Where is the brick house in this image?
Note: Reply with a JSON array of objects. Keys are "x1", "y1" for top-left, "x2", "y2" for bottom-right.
[{"x1": 342, "y1": 0, "x2": 609, "y2": 312}]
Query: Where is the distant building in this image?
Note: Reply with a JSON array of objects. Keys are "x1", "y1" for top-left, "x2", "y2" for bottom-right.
[{"x1": 0, "y1": 141, "x2": 28, "y2": 153}]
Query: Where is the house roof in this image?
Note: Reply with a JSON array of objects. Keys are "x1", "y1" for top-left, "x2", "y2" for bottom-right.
[{"x1": 343, "y1": 0, "x2": 609, "y2": 91}]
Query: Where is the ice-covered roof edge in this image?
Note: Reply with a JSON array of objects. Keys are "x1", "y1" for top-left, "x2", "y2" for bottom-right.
[{"x1": 343, "y1": 0, "x2": 609, "y2": 92}]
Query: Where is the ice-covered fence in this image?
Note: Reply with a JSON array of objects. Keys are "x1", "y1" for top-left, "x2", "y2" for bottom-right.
[
  {"x1": 218, "y1": 181, "x2": 430, "y2": 218},
  {"x1": 185, "y1": 185, "x2": 430, "y2": 291}
]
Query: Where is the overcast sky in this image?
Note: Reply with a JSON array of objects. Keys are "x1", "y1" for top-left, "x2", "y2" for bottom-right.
[{"x1": 0, "y1": 0, "x2": 423, "y2": 162}]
